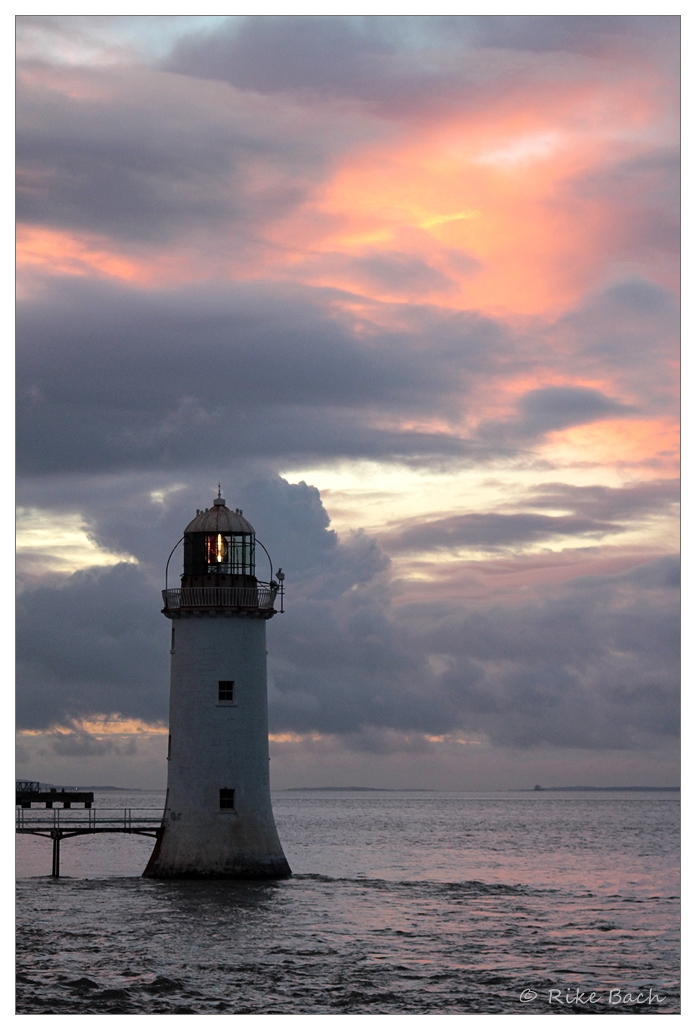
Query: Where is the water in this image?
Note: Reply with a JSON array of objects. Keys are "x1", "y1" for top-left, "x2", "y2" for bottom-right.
[{"x1": 16, "y1": 790, "x2": 680, "y2": 1014}]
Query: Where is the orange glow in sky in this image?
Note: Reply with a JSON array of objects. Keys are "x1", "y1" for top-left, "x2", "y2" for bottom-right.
[
  {"x1": 543, "y1": 419, "x2": 680, "y2": 473},
  {"x1": 17, "y1": 56, "x2": 676, "y2": 320},
  {"x1": 259, "y1": 74, "x2": 675, "y2": 317},
  {"x1": 16, "y1": 225, "x2": 202, "y2": 289}
]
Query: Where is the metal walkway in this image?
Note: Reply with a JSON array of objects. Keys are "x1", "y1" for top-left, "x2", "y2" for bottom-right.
[{"x1": 16, "y1": 808, "x2": 164, "y2": 877}]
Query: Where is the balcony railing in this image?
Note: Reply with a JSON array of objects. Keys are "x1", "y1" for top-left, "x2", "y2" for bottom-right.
[{"x1": 162, "y1": 584, "x2": 277, "y2": 610}]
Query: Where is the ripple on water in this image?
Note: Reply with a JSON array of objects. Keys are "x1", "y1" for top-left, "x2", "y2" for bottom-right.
[{"x1": 16, "y1": 792, "x2": 679, "y2": 1014}]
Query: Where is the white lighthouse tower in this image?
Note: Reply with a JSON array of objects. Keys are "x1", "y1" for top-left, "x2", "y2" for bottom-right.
[{"x1": 144, "y1": 490, "x2": 290, "y2": 879}]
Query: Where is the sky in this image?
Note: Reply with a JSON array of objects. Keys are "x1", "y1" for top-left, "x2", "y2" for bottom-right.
[{"x1": 15, "y1": 14, "x2": 680, "y2": 790}]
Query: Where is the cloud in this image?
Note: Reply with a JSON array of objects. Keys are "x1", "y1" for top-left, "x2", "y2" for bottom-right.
[
  {"x1": 16, "y1": 471, "x2": 675, "y2": 753},
  {"x1": 557, "y1": 279, "x2": 679, "y2": 411},
  {"x1": 475, "y1": 385, "x2": 634, "y2": 449},
  {"x1": 266, "y1": 551, "x2": 680, "y2": 752},
  {"x1": 13, "y1": 16, "x2": 679, "y2": 787},
  {"x1": 340, "y1": 252, "x2": 456, "y2": 295},
  {"x1": 16, "y1": 60, "x2": 377, "y2": 246},
  {"x1": 16, "y1": 562, "x2": 169, "y2": 730},
  {"x1": 16, "y1": 15, "x2": 229, "y2": 68},
  {"x1": 516, "y1": 386, "x2": 630, "y2": 434},
  {"x1": 524, "y1": 478, "x2": 680, "y2": 521},
  {"x1": 16, "y1": 275, "x2": 509, "y2": 476},
  {"x1": 15, "y1": 472, "x2": 389, "y2": 730},
  {"x1": 18, "y1": 270, "x2": 677, "y2": 483},
  {"x1": 49, "y1": 729, "x2": 138, "y2": 757},
  {"x1": 386, "y1": 555, "x2": 680, "y2": 750},
  {"x1": 567, "y1": 150, "x2": 680, "y2": 258},
  {"x1": 381, "y1": 477, "x2": 678, "y2": 555},
  {"x1": 166, "y1": 16, "x2": 394, "y2": 98},
  {"x1": 383, "y1": 511, "x2": 620, "y2": 553},
  {"x1": 462, "y1": 15, "x2": 679, "y2": 55},
  {"x1": 164, "y1": 15, "x2": 679, "y2": 118},
  {"x1": 18, "y1": 470, "x2": 677, "y2": 756}
]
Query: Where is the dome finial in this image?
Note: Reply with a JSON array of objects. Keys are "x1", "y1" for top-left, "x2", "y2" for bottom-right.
[
  {"x1": 217, "y1": 483, "x2": 221, "y2": 498},
  {"x1": 214, "y1": 483, "x2": 226, "y2": 507}
]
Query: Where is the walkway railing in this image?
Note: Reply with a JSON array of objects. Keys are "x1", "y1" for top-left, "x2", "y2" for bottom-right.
[
  {"x1": 162, "y1": 584, "x2": 277, "y2": 610},
  {"x1": 16, "y1": 807, "x2": 163, "y2": 832}
]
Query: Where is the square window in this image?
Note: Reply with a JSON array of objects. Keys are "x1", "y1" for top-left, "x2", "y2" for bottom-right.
[
  {"x1": 218, "y1": 680, "x2": 234, "y2": 702},
  {"x1": 220, "y1": 788, "x2": 235, "y2": 810}
]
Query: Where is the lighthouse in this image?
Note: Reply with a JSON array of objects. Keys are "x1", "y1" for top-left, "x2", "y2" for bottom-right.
[{"x1": 144, "y1": 490, "x2": 291, "y2": 879}]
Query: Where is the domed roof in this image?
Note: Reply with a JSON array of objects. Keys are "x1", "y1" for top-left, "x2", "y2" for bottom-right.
[{"x1": 184, "y1": 495, "x2": 255, "y2": 535}]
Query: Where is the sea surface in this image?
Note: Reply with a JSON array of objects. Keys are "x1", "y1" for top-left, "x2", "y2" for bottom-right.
[{"x1": 16, "y1": 790, "x2": 679, "y2": 1014}]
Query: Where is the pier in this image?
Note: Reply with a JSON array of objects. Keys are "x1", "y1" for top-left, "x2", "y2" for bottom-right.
[
  {"x1": 16, "y1": 783, "x2": 94, "y2": 809},
  {"x1": 16, "y1": 806, "x2": 163, "y2": 877}
]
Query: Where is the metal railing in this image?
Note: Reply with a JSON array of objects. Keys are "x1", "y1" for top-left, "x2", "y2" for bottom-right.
[
  {"x1": 162, "y1": 584, "x2": 277, "y2": 610},
  {"x1": 16, "y1": 807, "x2": 163, "y2": 831}
]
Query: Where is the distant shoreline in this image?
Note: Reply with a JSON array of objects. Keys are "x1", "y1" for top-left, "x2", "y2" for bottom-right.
[
  {"x1": 520, "y1": 786, "x2": 679, "y2": 792},
  {"x1": 283, "y1": 785, "x2": 680, "y2": 793},
  {"x1": 283, "y1": 786, "x2": 434, "y2": 792}
]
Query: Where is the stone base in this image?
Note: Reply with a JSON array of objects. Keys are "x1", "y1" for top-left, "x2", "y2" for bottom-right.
[{"x1": 142, "y1": 828, "x2": 291, "y2": 880}]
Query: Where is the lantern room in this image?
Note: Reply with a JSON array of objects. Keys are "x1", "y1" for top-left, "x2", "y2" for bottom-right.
[{"x1": 181, "y1": 492, "x2": 257, "y2": 588}]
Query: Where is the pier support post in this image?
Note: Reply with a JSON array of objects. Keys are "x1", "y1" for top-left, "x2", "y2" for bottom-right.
[{"x1": 51, "y1": 834, "x2": 60, "y2": 878}]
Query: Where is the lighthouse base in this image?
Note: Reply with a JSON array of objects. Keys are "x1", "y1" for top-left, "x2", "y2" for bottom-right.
[
  {"x1": 143, "y1": 845, "x2": 291, "y2": 879},
  {"x1": 142, "y1": 818, "x2": 291, "y2": 880}
]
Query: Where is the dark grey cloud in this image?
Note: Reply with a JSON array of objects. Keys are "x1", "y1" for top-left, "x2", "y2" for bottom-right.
[
  {"x1": 462, "y1": 15, "x2": 679, "y2": 55},
  {"x1": 344, "y1": 252, "x2": 455, "y2": 294},
  {"x1": 167, "y1": 16, "x2": 395, "y2": 97},
  {"x1": 478, "y1": 385, "x2": 633, "y2": 446},
  {"x1": 525, "y1": 478, "x2": 680, "y2": 521},
  {"x1": 18, "y1": 273, "x2": 673, "y2": 480},
  {"x1": 16, "y1": 61, "x2": 375, "y2": 244},
  {"x1": 16, "y1": 276, "x2": 507, "y2": 476},
  {"x1": 17, "y1": 471, "x2": 679, "y2": 755},
  {"x1": 15, "y1": 471, "x2": 387, "y2": 730},
  {"x1": 567, "y1": 149, "x2": 680, "y2": 257},
  {"x1": 382, "y1": 478, "x2": 678, "y2": 553},
  {"x1": 403, "y1": 556, "x2": 680, "y2": 750},
  {"x1": 50, "y1": 730, "x2": 137, "y2": 757},
  {"x1": 556, "y1": 279, "x2": 679, "y2": 413},
  {"x1": 516, "y1": 385, "x2": 631, "y2": 435},
  {"x1": 16, "y1": 562, "x2": 169, "y2": 729},
  {"x1": 270, "y1": 550, "x2": 679, "y2": 751},
  {"x1": 165, "y1": 16, "x2": 678, "y2": 116},
  {"x1": 383, "y1": 512, "x2": 619, "y2": 553}
]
